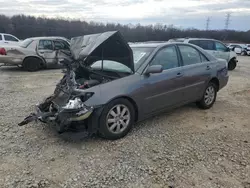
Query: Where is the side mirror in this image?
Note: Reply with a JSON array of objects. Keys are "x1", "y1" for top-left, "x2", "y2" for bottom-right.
[
  {"x1": 145, "y1": 65, "x2": 163, "y2": 75},
  {"x1": 226, "y1": 47, "x2": 231, "y2": 52}
]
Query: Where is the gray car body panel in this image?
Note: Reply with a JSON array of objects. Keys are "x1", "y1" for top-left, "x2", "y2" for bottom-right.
[{"x1": 80, "y1": 42, "x2": 228, "y2": 122}]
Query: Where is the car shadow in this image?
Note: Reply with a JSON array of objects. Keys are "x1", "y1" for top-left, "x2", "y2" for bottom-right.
[
  {"x1": 0, "y1": 65, "x2": 62, "y2": 73},
  {"x1": 49, "y1": 103, "x2": 198, "y2": 143}
]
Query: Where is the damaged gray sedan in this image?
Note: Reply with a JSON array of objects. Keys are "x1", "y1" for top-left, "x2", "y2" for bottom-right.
[{"x1": 19, "y1": 31, "x2": 229, "y2": 140}]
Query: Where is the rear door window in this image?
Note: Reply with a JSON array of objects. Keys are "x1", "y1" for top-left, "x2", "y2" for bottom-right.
[
  {"x1": 4, "y1": 34, "x2": 19, "y2": 42},
  {"x1": 178, "y1": 45, "x2": 202, "y2": 66},
  {"x1": 0, "y1": 35, "x2": 2, "y2": 41},
  {"x1": 38, "y1": 40, "x2": 53, "y2": 50}
]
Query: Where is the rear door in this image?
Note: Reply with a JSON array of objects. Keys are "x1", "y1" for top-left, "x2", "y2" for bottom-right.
[
  {"x1": 177, "y1": 44, "x2": 212, "y2": 102},
  {"x1": 141, "y1": 45, "x2": 186, "y2": 114},
  {"x1": 37, "y1": 39, "x2": 57, "y2": 65}
]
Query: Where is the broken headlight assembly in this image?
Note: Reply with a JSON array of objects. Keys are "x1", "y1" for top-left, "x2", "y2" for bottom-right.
[{"x1": 63, "y1": 92, "x2": 94, "y2": 110}]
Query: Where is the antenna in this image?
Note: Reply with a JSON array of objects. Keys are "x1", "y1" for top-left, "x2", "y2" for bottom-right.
[
  {"x1": 206, "y1": 17, "x2": 210, "y2": 30},
  {"x1": 225, "y1": 13, "x2": 231, "y2": 30}
]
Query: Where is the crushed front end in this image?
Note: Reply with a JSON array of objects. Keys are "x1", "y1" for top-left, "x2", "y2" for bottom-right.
[{"x1": 18, "y1": 58, "x2": 95, "y2": 133}]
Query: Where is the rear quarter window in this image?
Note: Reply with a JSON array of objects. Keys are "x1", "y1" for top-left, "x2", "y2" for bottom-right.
[
  {"x1": 189, "y1": 40, "x2": 215, "y2": 50},
  {"x1": 0, "y1": 35, "x2": 2, "y2": 40}
]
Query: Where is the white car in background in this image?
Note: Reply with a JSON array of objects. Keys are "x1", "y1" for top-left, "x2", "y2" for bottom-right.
[
  {"x1": 228, "y1": 44, "x2": 249, "y2": 55},
  {"x1": 0, "y1": 33, "x2": 20, "y2": 46},
  {"x1": 169, "y1": 38, "x2": 238, "y2": 70}
]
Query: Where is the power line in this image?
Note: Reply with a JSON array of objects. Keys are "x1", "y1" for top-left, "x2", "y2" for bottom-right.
[
  {"x1": 206, "y1": 17, "x2": 210, "y2": 30},
  {"x1": 225, "y1": 13, "x2": 231, "y2": 30}
]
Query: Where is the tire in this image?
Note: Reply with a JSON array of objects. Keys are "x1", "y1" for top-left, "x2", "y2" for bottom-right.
[
  {"x1": 23, "y1": 57, "x2": 42, "y2": 71},
  {"x1": 196, "y1": 82, "x2": 217, "y2": 110},
  {"x1": 98, "y1": 98, "x2": 135, "y2": 140},
  {"x1": 241, "y1": 51, "x2": 247, "y2": 56},
  {"x1": 228, "y1": 59, "x2": 237, "y2": 71}
]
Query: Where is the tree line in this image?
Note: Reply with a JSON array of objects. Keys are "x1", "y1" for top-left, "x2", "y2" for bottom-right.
[{"x1": 1, "y1": 14, "x2": 250, "y2": 43}]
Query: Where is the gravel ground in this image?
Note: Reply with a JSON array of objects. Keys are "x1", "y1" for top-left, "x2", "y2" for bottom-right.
[{"x1": 0, "y1": 56, "x2": 250, "y2": 188}]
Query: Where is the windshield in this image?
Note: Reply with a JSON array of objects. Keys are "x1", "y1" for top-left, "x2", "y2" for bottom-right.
[
  {"x1": 91, "y1": 47, "x2": 154, "y2": 73},
  {"x1": 131, "y1": 47, "x2": 154, "y2": 70},
  {"x1": 91, "y1": 60, "x2": 132, "y2": 73},
  {"x1": 20, "y1": 39, "x2": 33, "y2": 48}
]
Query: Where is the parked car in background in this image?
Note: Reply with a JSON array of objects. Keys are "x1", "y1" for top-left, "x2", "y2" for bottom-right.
[
  {"x1": 19, "y1": 31, "x2": 229, "y2": 140},
  {"x1": 0, "y1": 36, "x2": 70, "y2": 71},
  {"x1": 247, "y1": 44, "x2": 250, "y2": 55},
  {"x1": 0, "y1": 33, "x2": 20, "y2": 46},
  {"x1": 228, "y1": 44, "x2": 249, "y2": 55},
  {"x1": 168, "y1": 38, "x2": 238, "y2": 70}
]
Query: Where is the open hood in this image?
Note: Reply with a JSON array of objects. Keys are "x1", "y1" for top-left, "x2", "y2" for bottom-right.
[{"x1": 70, "y1": 31, "x2": 134, "y2": 72}]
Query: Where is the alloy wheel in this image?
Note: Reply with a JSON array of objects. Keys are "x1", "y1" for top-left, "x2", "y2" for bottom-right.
[{"x1": 106, "y1": 104, "x2": 131, "y2": 134}]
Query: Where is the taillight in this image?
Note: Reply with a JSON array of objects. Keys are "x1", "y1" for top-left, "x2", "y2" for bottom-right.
[{"x1": 0, "y1": 48, "x2": 7, "y2": 55}]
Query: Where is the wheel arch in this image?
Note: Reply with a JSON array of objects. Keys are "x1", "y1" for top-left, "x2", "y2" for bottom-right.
[
  {"x1": 23, "y1": 55, "x2": 46, "y2": 67},
  {"x1": 209, "y1": 77, "x2": 219, "y2": 91},
  {"x1": 105, "y1": 95, "x2": 139, "y2": 122}
]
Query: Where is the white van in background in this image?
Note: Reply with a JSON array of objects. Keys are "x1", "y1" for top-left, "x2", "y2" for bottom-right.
[{"x1": 0, "y1": 33, "x2": 20, "y2": 46}]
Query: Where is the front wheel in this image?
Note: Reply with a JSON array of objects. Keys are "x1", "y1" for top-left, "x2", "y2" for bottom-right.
[
  {"x1": 98, "y1": 98, "x2": 135, "y2": 140},
  {"x1": 23, "y1": 57, "x2": 42, "y2": 72},
  {"x1": 228, "y1": 59, "x2": 237, "y2": 71},
  {"x1": 196, "y1": 82, "x2": 217, "y2": 109}
]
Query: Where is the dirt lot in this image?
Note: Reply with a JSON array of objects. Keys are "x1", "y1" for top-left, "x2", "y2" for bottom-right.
[{"x1": 0, "y1": 56, "x2": 250, "y2": 188}]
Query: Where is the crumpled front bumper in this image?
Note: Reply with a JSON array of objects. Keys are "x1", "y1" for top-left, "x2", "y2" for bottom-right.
[{"x1": 19, "y1": 103, "x2": 94, "y2": 133}]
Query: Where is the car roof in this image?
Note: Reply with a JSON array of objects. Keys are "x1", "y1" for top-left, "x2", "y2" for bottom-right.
[
  {"x1": 129, "y1": 41, "x2": 171, "y2": 48},
  {"x1": 26, "y1": 36, "x2": 69, "y2": 41},
  {"x1": 170, "y1": 38, "x2": 218, "y2": 41},
  {"x1": 129, "y1": 41, "x2": 201, "y2": 48}
]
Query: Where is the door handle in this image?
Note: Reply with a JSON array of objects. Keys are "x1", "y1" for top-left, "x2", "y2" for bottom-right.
[
  {"x1": 206, "y1": 66, "x2": 211, "y2": 70},
  {"x1": 176, "y1": 72, "x2": 183, "y2": 77}
]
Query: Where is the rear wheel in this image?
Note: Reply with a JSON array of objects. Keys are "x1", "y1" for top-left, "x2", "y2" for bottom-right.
[
  {"x1": 23, "y1": 57, "x2": 42, "y2": 71},
  {"x1": 228, "y1": 59, "x2": 237, "y2": 71},
  {"x1": 98, "y1": 98, "x2": 135, "y2": 140},
  {"x1": 241, "y1": 51, "x2": 247, "y2": 56},
  {"x1": 196, "y1": 82, "x2": 217, "y2": 109}
]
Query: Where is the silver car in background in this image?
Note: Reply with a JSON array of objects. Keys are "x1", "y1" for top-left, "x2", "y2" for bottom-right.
[
  {"x1": 169, "y1": 38, "x2": 238, "y2": 70},
  {"x1": 0, "y1": 36, "x2": 70, "y2": 71}
]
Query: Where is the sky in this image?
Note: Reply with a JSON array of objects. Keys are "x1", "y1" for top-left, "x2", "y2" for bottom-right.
[{"x1": 0, "y1": 0, "x2": 250, "y2": 31}]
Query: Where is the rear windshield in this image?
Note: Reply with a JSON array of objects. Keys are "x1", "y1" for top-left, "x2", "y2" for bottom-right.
[
  {"x1": 169, "y1": 39, "x2": 184, "y2": 42},
  {"x1": 20, "y1": 39, "x2": 33, "y2": 48}
]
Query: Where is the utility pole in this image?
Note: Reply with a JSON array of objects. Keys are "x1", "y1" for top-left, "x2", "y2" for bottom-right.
[
  {"x1": 225, "y1": 13, "x2": 231, "y2": 30},
  {"x1": 206, "y1": 17, "x2": 210, "y2": 30}
]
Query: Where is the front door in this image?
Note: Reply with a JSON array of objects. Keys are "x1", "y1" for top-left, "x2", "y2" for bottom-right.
[
  {"x1": 214, "y1": 41, "x2": 230, "y2": 62},
  {"x1": 3, "y1": 34, "x2": 19, "y2": 45},
  {"x1": 177, "y1": 44, "x2": 212, "y2": 102},
  {"x1": 140, "y1": 45, "x2": 186, "y2": 115},
  {"x1": 37, "y1": 40, "x2": 57, "y2": 65}
]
